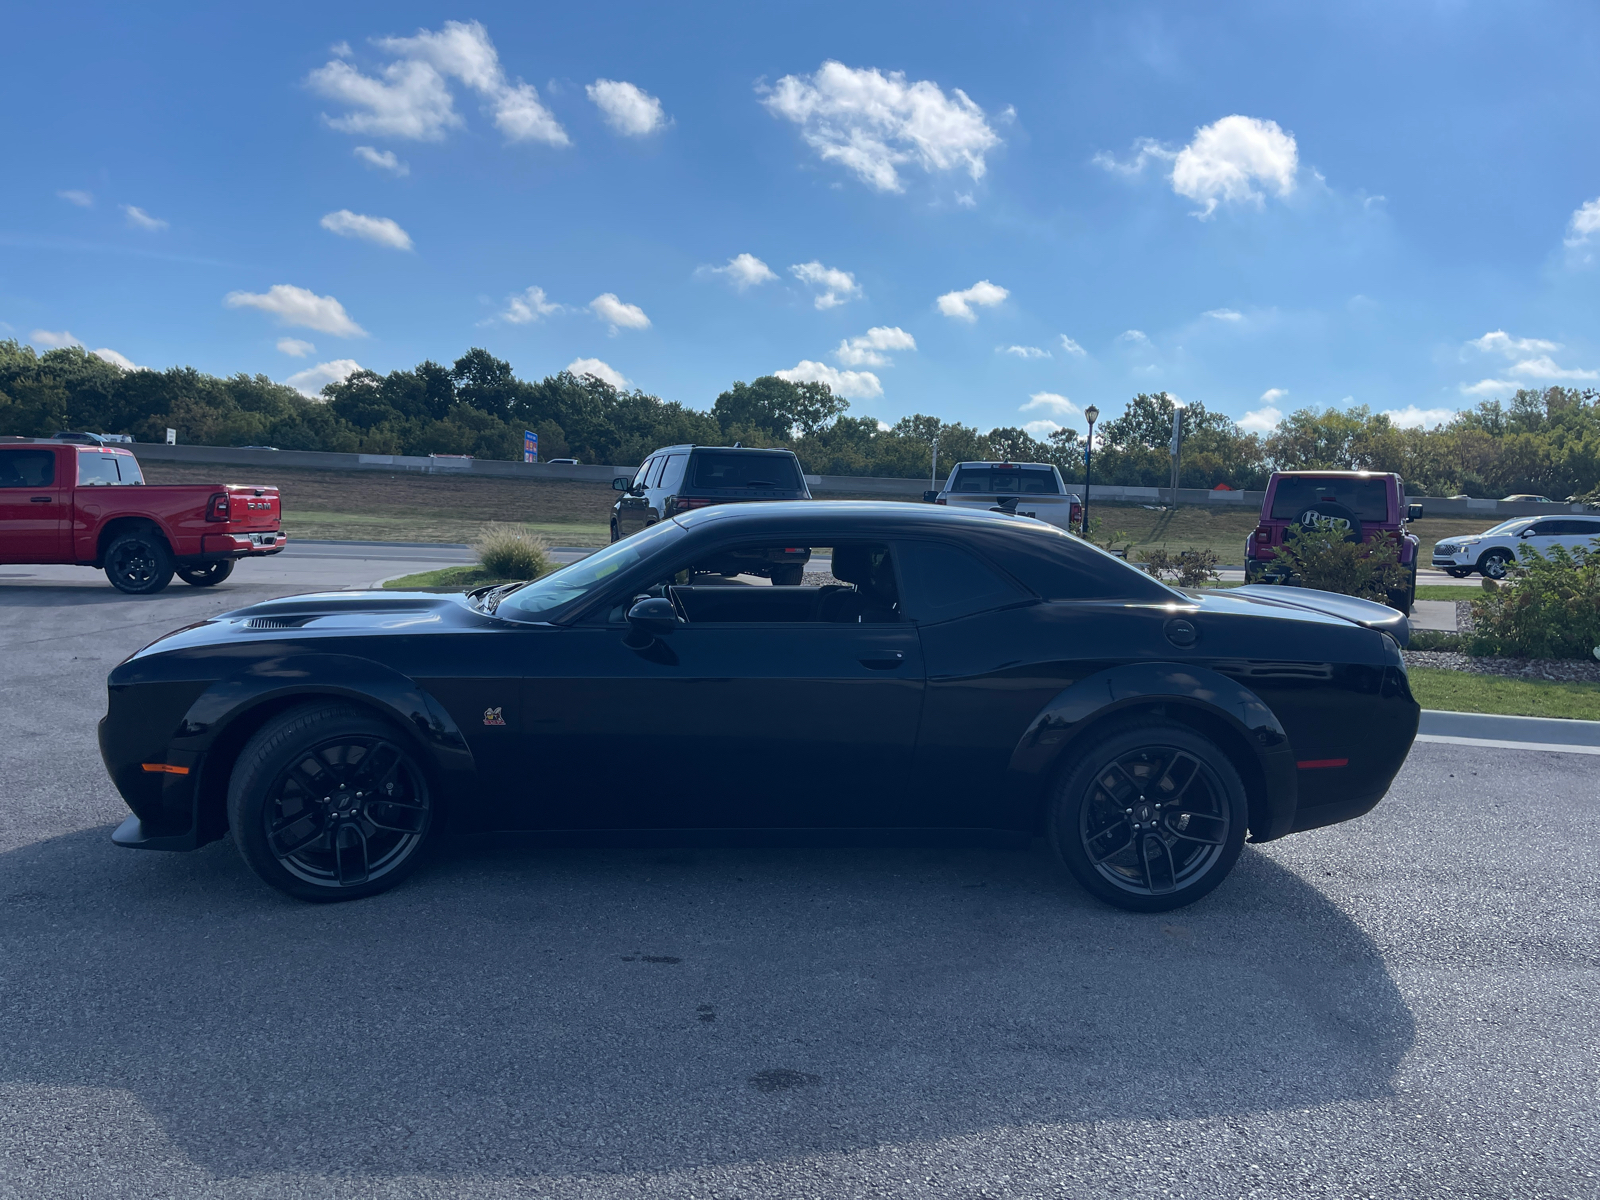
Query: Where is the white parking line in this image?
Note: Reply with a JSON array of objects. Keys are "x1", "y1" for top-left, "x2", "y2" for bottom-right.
[{"x1": 1415, "y1": 734, "x2": 1600, "y2": 756}]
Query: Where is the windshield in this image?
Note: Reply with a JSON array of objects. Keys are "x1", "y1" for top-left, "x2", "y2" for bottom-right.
[
  {"x1": 951, "y1": 465, "x2": 1060, "y2": 494},
  {"x1": 690, "y1": 452, "x2": 802, "y2": 490},
  {"x1": 496, "y1": 520, "x2": 685, "y2": 621},
  {"x1": 1481, "y1": 518, "x2": 1529, "y2": 535}
]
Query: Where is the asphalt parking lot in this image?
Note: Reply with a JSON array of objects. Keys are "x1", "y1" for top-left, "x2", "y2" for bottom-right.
[{"x1": 2, "y1": 553, "x2": 1596, "y2": 1199}]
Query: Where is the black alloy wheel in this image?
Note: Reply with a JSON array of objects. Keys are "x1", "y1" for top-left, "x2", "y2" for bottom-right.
[
  {"x1": 228, "y1": 703, "x2": 434, "y2": 902},
  {"x1": 103, "y1": 529, "x2": 175, "y2": 594},
  {"x1": 1479, "y1": 549, "x2": 1513, "y2": 580},
  {"x1": 176, "y1": 559, "x2": 235, "y2": 587},
  {"x1": 1049, "y1": 720, "x2": 1248, "y2": 912}
]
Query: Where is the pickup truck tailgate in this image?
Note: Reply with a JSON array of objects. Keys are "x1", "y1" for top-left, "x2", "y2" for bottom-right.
[{"x1": 225, "y1": 486, "x2": 280, "y2": 530}]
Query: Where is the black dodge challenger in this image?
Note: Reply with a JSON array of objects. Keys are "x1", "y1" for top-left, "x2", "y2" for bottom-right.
[{"x1": 101, "y1": 502, "x2": 1419, "y2": 910}]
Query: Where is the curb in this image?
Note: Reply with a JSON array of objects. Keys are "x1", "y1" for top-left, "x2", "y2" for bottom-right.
[{"x1": 1417, "y1": 709, "x2": 1600, "y2": 755}]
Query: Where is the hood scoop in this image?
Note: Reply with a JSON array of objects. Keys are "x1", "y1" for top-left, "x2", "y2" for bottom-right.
[{"x1": 242, "y1": 615, "x2": 318, "y2": 630}]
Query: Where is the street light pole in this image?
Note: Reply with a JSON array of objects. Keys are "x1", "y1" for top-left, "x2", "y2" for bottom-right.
[
  {"x1": 929, "y1": 436, "x2": 939, "y2": 494},
  {"x1": 1081, "y1": 405, "x2": 1099, "y2": 537}
]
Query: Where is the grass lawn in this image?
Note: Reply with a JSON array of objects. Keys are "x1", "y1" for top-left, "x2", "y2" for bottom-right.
[
  {"x1": 381, "y1": 565, "x2": 523, "y2": 591},
  {"x1": 1408, "y1": 668, "x2": 1600, "y2": 720}
]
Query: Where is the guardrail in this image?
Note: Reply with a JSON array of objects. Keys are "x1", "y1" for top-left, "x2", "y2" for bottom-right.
[{"x1": 124, "y1": 443, "x2": 1592, "y2": 516}]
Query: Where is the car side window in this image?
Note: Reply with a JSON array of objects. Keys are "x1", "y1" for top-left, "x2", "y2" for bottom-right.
[
  {"x1": 659, "y1": 453, "x2": 688, "y2": 493},
  {"x1": 894, "y1": 539, "x2": 1031, "y2": 623},
  {"x1": 1526, "y1": 521, "x2": 1559, "y2": 535},
  {"x1": 0, "y1": 450, "x2": 57, "y2": 488},
  {"x1": 647, "y1": 456, "x2": 668, "y2": 488},
  {"x1": 631, "y1": 458, "x2": 655, "y2": 489},
  {"x1": 77, "y1": 454, "x2": 124, "y2": 486}
]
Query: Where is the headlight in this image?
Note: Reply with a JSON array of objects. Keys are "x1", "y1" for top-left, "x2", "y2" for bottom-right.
[{"x1": 1458, "y1": 539, "x2": 1480, "y2": 548}]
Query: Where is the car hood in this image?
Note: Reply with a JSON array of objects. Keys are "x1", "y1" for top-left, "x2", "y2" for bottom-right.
[
  {"x1": 1185, "y1": 584, "x2": 1411, "y2": 647},
  {"x1": 126, "y1": 590, "x2": 496, "y2": 660}
]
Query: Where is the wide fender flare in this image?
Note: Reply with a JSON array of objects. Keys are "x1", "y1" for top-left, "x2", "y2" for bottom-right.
[
  {"x1": 173, "y1": 652, "x2": 476, "y2": 792},
  {"x1": 1008, "y1": 661, "x2": 1298, "y2": 842}
]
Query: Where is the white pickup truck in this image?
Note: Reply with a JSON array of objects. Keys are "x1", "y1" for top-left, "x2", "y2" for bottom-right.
[{"x1": 928, "y1": 462, "x2": 1083, "y2": 530}]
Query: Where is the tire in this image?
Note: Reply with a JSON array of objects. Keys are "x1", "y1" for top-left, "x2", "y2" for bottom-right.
[
  {"x1": 610, "y1": 520, "x2": 620, "y2": 544},
  {"x1": 1047, "y1": 719, "x2": 1248, "y2": 913},
  {"x1": 1478, "y1": 549, "x2": 1513, "y2": 580},
  {"x1": 770, "y1": 565, "x2": 804, "y2": 586},
  {"x1": 1444, "y1": 568, "x2": 1469, "y2": 578},
  {"x1": 228, "y1": 702, "x2": 435, "y2": 902},
  {"x1": 1387, "y1": 565, "x2": 1417, "y2": 616},
  {"x1": 103, "y1": 529, "x2": 175, "y2": 594},
  {"x1": 176, "y1": 559, "x2": 235, "y2": 587}
]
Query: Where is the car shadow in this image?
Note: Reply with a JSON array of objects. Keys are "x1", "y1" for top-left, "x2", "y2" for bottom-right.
[{"x1": 0, "y1": 827, "x2": 1414, "y2": 1182}]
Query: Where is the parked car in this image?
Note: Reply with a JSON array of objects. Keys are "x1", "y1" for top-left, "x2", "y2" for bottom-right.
[
  {"x1": 610, "y1": 444, "x2": 813, "y2": 582},
  {"x1": 0, "y1": 439, "x2": 284, "y2": 593},
  {"x1": 1244, "y1": 471, "x2": 1423, "y2": 613},
  {"x1": 545, "y1": 457, "x2": 580, "y2": 465},
  {"x1": 1432, "y1": 514, "x2": 1600, "y2": 578},
  {"x1": 929, "y1": 461, "x2": 1082, "y2": 530},
  {"x1": 52, "y1": 430, "x2": 108, "y2": 445},
  {"x1": 1501, "y1": 494, "x2": 1556, "y2": 503},
  {"x1": 101, "y1": 501, "x2": 1418, "y2": 911}
]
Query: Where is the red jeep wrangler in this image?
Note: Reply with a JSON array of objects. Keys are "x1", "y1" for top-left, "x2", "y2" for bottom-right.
[
  {"x1": 0, "y1": 439, "x2": 285, "y2": 593},
  {"x1": 1244, "y1": 470, "x2": 1423, "y2": 613}
]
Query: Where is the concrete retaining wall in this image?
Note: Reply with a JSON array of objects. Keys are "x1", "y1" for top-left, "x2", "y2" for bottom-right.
[{"x1": 126, "y1": 442, "x2": 1592, "y2": 517}]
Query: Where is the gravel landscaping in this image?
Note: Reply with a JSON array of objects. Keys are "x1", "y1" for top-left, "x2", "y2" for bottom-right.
[{"x1": 1401, "y1": 598, "x2": 1600, "y2": 683}]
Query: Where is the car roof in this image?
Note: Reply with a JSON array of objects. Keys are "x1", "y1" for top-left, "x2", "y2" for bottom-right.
[
  {"x1": 672, "y1": 498, "x2": 1059, "y2": 536},
  {"x1": 646, "y1": 444, "x2": 800, "y2": 456},
  {"x1": 1268, "y1": 470, "x2": 1395, "y2": 479},
  {"x1": 951, "y1": 460, "x2": 1057, "y2": 469}
]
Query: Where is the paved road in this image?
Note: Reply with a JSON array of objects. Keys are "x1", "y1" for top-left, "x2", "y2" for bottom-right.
[{"x1": 1, "y1": 560, "x2": 1596, "y2": 1199}]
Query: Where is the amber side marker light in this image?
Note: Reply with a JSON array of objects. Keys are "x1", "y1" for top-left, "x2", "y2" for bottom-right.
[
  {"x1": 141, "y1": 763, "x2": 190, "y2": 775},
  {"x1": 1296, "y1": 758, "x2": 1349, "y2": 770}
]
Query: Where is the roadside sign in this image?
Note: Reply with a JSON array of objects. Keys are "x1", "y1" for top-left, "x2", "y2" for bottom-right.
[
  {"x1": 165, "y1": 427, "x2": 176, "y2": 445},
  {"x1": 523, "y1": 430, "x2": 538, "y2": 463}
]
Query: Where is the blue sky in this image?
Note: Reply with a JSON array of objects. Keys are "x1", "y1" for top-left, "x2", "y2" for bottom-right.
[{"x1": 4, "y1": 1, "x2": 1599, "y2": 437}]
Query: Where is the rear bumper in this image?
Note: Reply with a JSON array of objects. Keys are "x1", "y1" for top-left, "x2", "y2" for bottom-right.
[
  {"x1": 200, "y1": 530, "x2": 287, "y2": 558},
  {"x1": 112, "y1": 813, "x2": 198, "y2": 852}
]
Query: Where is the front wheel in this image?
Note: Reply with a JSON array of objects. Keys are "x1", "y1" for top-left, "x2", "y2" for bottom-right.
[
  {"x1": 1048, "y1": 720, "x2": 1248, "y2": 912},
  {"x1": 104, "y1": 529, "x2": 174, "y2": 594},
  {"x1": 228, "y1": 702, "x2": 435, "y2": 902},
  {"x1": 177, "y1": 559, "x2": 235, "y2": 587},
  {"x1": 609, "y1": 519, "x2": 620, "y2": 544}
]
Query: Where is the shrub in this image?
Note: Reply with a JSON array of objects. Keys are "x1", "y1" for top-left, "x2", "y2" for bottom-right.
[
  {"x1": 1138, "y1": 546, "x2": 1221, "y2": 588},
  {"x1": 1269, "y1": 523, "x2": 1409, "y2": 605},
  {"x1": 1465, "y1": 543, "x2": 1600, "y2": 659},
  {"x1": 1407, "y1": 629, "x2": 1462, "y2": 652},
  {"x1": 474, "y1": 524, "x2": 551, "y2": 580}
]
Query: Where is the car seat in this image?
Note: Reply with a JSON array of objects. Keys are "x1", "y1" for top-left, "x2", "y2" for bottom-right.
[{"x1": 824, "y1": 545, "x2": 900, "y2": 622}]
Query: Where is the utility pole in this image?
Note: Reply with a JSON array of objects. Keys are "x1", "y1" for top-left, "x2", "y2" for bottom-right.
[
  {"x1": 1168, "y1": 406, "x2": 1183, "y2": 505},
  {"x1": 929, "y1": 436, "x2": 940, "y2": 493}
]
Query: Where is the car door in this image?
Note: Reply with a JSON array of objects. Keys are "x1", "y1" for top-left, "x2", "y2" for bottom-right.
[
  {"x1": 0, "y1": 447, "x2": 67, "y2": 563},
  {"x1": 1520, "y1": 519, "x2": 1563, "y2": 558},
  {"x1": 616, "y1": 457, "x2": 656, "y2": 538},
  {"x1": 1547, "y1": 518, "x2": 1600, "y2": 556}
]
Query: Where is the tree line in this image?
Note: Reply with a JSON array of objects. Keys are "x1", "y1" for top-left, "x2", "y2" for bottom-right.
[{"x1": 3, "y1": 339, "x2": 1597, "y2": 499}]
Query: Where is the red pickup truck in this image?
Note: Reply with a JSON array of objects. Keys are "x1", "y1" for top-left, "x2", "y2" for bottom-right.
[{"x1": 0, "y1": 439, "x2": 285, "y2": 593}]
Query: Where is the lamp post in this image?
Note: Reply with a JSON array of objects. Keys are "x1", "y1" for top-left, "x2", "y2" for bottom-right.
[{"x1": 1081, "y1": 405, "x2": 1099, "y2": 536}]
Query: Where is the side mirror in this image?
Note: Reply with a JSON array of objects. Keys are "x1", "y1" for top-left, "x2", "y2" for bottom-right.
[
  {"x1": 626, "y1": 596, "x2": 680, "y2": 636},
  {"x1": 1406, "y1": 503, "x2": 1423, "y2": 521},
  {"x1": 922, "y1": 490, "x2": 939, "y2": 503},
  {"x1": 612, "y1": 476, "x2": 630, "y2": 492},
  {"x1": 1519, "y1": 529, "x2": 1534, "y2": 538}
]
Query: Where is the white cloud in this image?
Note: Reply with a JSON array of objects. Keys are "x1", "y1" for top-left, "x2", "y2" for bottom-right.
[
  {"x1": 836, "y1": 326, "x2": 916, "y2": 367},
  {"x1": 1460, "y1": 378, "x2": 1518, "y2": 397},
  {"x1": 703, "y1": 253, "x2": 778, "y2": 290},
  {"x1": 1260, "y1": 387, "x2": 1288, "y2": 403},
  {"x1": 1098, "y1": 115, "x2": 1298, "y2": 219},
  {"x1": 1564, "y1": 198, "x2": 1600, "y2": 250},
  {"x1": 587, "y1": 79, "x2": 667, "y2": 136},
  {"x1": 1021, "y1": 392, "x2": 1079, "y2": 417},
  {"x1": 58, "y1": 189, "x2": 93, "y2": 207},
  {"x1": 225, "y1": 284, "x2": 367, "y2": 337},
  {"x1": 30, "y1": 330, "x2": 81, "y2": 348},
  {"x1": 331, "y1": 41, "x2": 353, "y2": 58},
  {"x1": 1117, "y1": 329, "x2": 1150, "y2": 345},
  {"x1": 310, "y1": 20, "x2": 567, "y2": 147},
  {"x1": 354, "y1": 145, "x2": 409, "y2": 175},
  {"x1": 1238, "y1": 406, "x2": 1282, "y2": 433},
  {"x1": 1382, "y1": 405, "x2": 1457, "y2": 429},
  {"x1": 122, "y1": 205, "x2": 168, "y2": 231},
  {"x1": 775, "y1": 360, "x2": 883, "y2": 399},
  {"x1": 1023, "y1": 419, "x2": 1064, "y2": 437},
  {"x1": 90, "y1": 348, "x2": 142, "y2": 371},
  {"x1": 285, "y1": 358, "x2": 363, "y2": 398},
  {"x1": 319, "y1": 209, "x2": 413, "y2": 250},
  {"x1": 791, "y1": 261, "x2": 861, "y2": 309},
  {"x1": 759, "y1": 61, "x2": 1000, "y2": 194},
  {"x1": 1469, "y1": 330, "x2": 1560, "y2": 356},
  {"x1": 936, "y1": 279, "x2": 1007, "y2": 321},
  {"x1": 999, "y1": 345, "x2": 1049, "y2": 358},
  {"x1": 1204, "y1": 308, "x2": 1242, "y2": 321},
  {"x1": 590, "y1": 293, "x2": 651, "y2": 333},
  {"x1": 1058, "y1": 334, "x2": 1087, "y2": 357},
  {"x1": 277, "y1": 338, "x2": 316, "y2": 357},
  {"x1": 955, "y1": 192, "x2": 976, "y2": 209},
  {"x1": 566, "y1": 357, "x2": 630, "y2": 389},
  {"x1": 500, "y1": 286, "x2": 562, "y2": 324},
  {"x1": 1509, "y1": 356, "x2": 1598, "y2": 380}
]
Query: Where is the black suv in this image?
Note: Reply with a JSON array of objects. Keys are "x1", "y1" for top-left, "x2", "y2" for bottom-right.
[{"x1": 611, "y1": 445, "x2": 813, "y2": 582}]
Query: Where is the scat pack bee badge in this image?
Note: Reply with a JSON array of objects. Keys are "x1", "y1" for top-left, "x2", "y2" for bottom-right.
[{"x1": 482, "y1": 706, "x2": 506, "y2": 726}]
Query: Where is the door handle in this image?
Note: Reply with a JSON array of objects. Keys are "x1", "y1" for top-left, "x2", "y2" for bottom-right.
[
  {"x1": 30, "y1": 496, "x2": 52, "y2": 503},
  {"x1": 859, "y1": 652, "x2": 905, "y2": 670}
]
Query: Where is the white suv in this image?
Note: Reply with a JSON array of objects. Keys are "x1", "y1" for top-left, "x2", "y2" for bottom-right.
[
  {"x1": 1432, "y1": 514, "x2": 1600, "y2": 578},
  {"x1": 931, "y1": 462, "x2": 1083, "y2": 530}
]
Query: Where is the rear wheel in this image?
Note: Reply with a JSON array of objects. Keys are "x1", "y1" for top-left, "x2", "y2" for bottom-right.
[
  {"x1": 103, "y1": 529, "x2": 174, "y2": 594},
  {"x1": 1479, "y1": 549, "x2": 1513, "y2": 580},
  {"x1": 177, "y1": 559, "x2": 235, "y2": 587},
  {"x1": 228, "y1": 702, "x2": 435, "y2": 902},
  {"x1": 1048, "y1": 720, "x2": 1248, "y2": 912},
  {"x1": 770, "y1": 565, "x2": 804, "y2": 586}
]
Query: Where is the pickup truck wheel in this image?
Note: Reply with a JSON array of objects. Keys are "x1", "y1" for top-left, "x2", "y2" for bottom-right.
[
  {"x1": 228, "y1": 702, "x2": 434, "y2": 902},
  {"x1": 104, "y1": 530, "x2": 175, "y2": 594},
  {"x1": 1048, "y1": 720, "x2": 1247, "y2": 913},
  {"x1": 177, "y1": 560, "x2": 235, "y2": 587},
  {"x1": 770, "y1": 565, "x2": 804, "y2": 586}
]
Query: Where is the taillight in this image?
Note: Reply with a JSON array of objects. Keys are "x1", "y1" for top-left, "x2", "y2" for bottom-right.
[
  {"x1": 934, "y1": 497, "x2": 947, "y2": 505},
  {"x1": 206, "y1": 493, "x2": 230, "y2": 522},
  {"x1": 675, "y1": 497, "x2": 720, "y2": 510},
  {"x1": 1253, "y1": 525, "x2": 1272, "y2": 544}
]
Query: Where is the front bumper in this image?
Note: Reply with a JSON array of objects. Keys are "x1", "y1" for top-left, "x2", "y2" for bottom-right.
[{"x1": 201, "y1": 530, "x2": 287, "y2": 558}]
